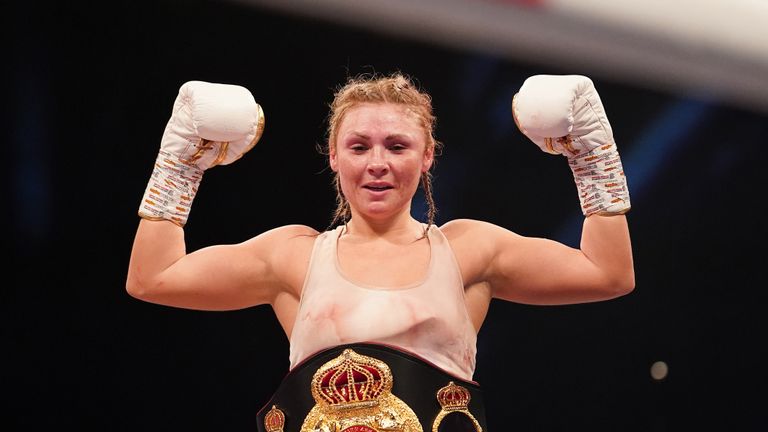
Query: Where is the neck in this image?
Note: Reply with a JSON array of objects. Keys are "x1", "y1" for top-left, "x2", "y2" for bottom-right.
[{"x1": 344, "y1": 208, "x2": 424, "y2": 241}]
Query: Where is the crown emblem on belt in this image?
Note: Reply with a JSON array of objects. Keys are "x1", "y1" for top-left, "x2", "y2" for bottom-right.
[
  {"x1": 432, "y1": 381, "x2": 482, "y2": 432},
  {"x1": 436, "y1": 381, "x2": 471, "y2": 411},
  {"x1": 264, "y1": 405, "x2": 285, "y2": 432},
  {"x1": 312, "y1": 349, "x2": 390, "y2": 409},
  {"x1": 302, "y1": 348, "x2": 422, "y2": 431}
]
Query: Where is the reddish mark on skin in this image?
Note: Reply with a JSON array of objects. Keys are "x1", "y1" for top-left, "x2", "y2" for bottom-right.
[{"x1": 306, "y1": 304, "x2": 344, "y2": 342}]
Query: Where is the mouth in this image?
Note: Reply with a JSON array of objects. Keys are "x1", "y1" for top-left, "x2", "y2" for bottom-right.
[{"x1": 363, "y1": 184, "x2": 394, "y2": 192}]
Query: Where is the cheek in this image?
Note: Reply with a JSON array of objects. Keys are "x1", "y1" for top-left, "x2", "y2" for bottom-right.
[
  {"x1": 336, "y1": 159, "x2": 366, "y2": 190},
  {"x1": 335, "y1": 156, "x2": 363, "y2": 175},
  {"x1": 395, "y1": 161, "x2": 425, "y2": 185}
]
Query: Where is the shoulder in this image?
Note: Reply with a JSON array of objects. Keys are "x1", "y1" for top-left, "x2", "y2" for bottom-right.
[
  {"x1": 239, "y1": 224, "x2": 321, "y2": 258},
  {"x1": 439, "y1": 218, "x2": 483, "y2": 236},
  {"x1": 439, "y1": 219, "x2": 547, "y2": 288},
  {"x1": 247, "y1": 224, "x2": 320, "y2": 242},
  {"x1": 438, "y1": 219, "x2": 527, "y2": 282},
  {"x1": 241, "y1": 224, "x2": 324, "y2": 293},
  {"x1": 439, "y1": 218, "x2": 521, "y2": 242},
  {"x1": 268, "y1": 224, "x2": 322, "y2": 240}
]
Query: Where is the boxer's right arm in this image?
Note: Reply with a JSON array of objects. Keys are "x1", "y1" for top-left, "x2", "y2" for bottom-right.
[{"x1": 126, "y1": 222, "x2": 316, "y2": 310}]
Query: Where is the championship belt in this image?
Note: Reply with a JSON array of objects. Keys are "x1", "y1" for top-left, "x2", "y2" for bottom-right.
[{"x1": 256, "y1": 343, "x2": 487, "y2": 432}]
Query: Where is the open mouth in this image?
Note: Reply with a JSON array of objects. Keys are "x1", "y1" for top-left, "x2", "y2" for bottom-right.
[{"x1": 364, "y1": 185, "x2": 393, "y2": 192}]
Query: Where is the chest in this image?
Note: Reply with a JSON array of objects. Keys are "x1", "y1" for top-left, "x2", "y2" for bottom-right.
[{"x1": 336, "y1": 238, "x2": 431, "y2": 288}]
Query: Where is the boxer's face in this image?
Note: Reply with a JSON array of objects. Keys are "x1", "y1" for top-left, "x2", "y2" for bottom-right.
[{"x1": 330, "y1": 102, "x2": 434, "y2": 220}]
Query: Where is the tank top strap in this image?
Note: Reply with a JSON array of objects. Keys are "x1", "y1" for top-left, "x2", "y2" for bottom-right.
[
  {"x1": 296, "y1": 225, "x2": 343, "y2": 303},
  {"x1": 425, "y1": 224, "x2": 465, "y2": 289}
]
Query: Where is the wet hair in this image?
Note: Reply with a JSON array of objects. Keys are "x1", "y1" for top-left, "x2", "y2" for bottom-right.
[{"x1": 322, "y1": 72, "x2": 443, "y2": 230}]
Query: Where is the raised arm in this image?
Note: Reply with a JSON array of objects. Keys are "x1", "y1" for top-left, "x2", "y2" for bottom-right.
[
  {"x1": 125, "y1": 81, "x2": 309, "y2": 311},
  {"x1": 452, "y1": 75, "x2": 634, "y2": 306}
]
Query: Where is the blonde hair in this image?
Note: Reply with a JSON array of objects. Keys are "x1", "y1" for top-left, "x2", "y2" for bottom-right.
[{"x1": 324, "y1": 72, "x2": 443, "y2": 229}]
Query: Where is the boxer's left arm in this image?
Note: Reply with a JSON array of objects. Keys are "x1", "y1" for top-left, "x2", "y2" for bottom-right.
[{"x1": 460, "y1": 75, "x2": 634, "y2": 305}]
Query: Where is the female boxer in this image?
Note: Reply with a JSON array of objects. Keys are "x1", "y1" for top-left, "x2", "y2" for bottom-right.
[{"x1": 126, "y1": 73, "x2": 634, "y2": 431}]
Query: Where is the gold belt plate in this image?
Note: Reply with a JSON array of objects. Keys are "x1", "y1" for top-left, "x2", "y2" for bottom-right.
[{"x1": 301, "y1": 349, "x2": 422, "y2": 432}]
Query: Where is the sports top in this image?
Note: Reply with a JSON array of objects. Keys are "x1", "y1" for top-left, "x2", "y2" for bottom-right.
[{"x1": 288, "y1": 225, "x2": 477, "y2": 380}]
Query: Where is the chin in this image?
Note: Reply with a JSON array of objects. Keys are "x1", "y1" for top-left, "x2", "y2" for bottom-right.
[
  {"x1": 364, "y1": 206, "x2": 394, "y2": 217},
  {"x1": 358, "y1": 202, "x2": 403, "y2": 218}
]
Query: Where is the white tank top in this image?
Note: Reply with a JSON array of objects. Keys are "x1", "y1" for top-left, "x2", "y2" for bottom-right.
[{"x1": 289, "y1": 225, "x2": 477, "y2": 380}]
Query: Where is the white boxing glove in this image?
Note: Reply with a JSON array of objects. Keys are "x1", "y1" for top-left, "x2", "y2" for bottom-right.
[
  {"x1": 138, "y1": 81, "x2": 265, "y2": 226},
  {"x1": 512, "y1": 75, "x2": 630, "y2": 216}
]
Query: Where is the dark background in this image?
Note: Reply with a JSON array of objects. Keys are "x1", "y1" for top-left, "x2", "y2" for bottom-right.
[{"x1": 5, "y1": 1, "x2": 767, "y2": 430}]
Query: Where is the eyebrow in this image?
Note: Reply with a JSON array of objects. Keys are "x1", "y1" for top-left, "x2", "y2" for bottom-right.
[{"x1": 346, "y1": 132, "x2": 412, "y2": 141}]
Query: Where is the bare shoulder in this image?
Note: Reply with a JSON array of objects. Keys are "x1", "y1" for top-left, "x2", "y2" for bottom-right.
[
  {"x1": 241, "y1": 224, "x2": 320, "y2": 255},
  {"x1": 438, "y1": 219, "x2": 524, "y2": 285},
  {"x1": 239, "y1": 224, "x2": 321, "y2": 297},
  {"x1": 439, "y1": 218, "x2": 485, "y2": 237},
  {"x1": 439, "y1": 218, "x2": 521, "y2": 242},
  {"x1": 264, "y1": 224, "x2": 321, "y2": 240}
]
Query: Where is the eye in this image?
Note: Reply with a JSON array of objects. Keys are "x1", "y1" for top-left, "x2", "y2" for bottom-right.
[
  {"x1": 389, "y1": 143, "x2": 407, "y2": 152},
  {"x1": 350, "y1": 143, "x2": 368, "y2": 152}
]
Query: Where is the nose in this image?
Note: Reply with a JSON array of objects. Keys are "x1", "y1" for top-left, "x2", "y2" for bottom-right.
[
  {"x1": 367, "y1": 148, "x2": 389, "y2": 176},
  {"x1": 367, "y1": 162, "x2": 389, "y2": 177}
]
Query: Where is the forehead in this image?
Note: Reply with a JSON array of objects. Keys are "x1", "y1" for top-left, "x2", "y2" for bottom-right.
[{"x1": 338, "y1": 102, "x2": 422, "y2": 136}]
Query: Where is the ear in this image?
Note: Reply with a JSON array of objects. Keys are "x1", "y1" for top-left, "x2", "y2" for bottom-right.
[
  {"x1": 329, "y1": 146, "x2": 338, "y2": 172},
  {"x1": 422, "y1": 146, "x2": 434, "y2": 173}
]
